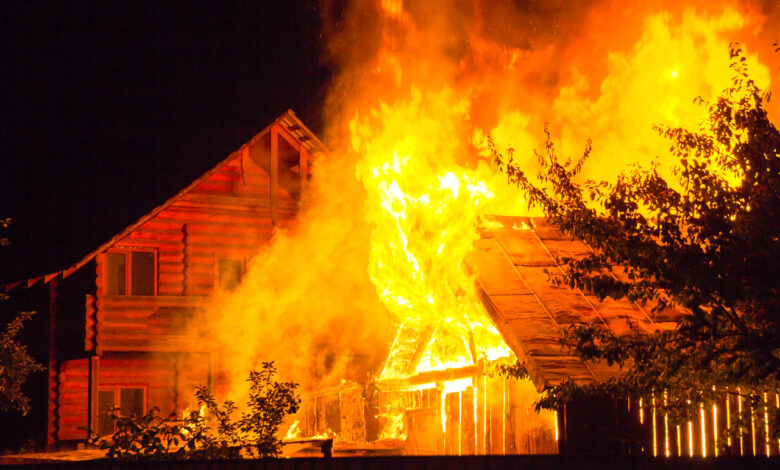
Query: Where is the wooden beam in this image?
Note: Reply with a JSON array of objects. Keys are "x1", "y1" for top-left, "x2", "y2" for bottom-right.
[
  {"x1": 270, "y1": 125, "x2": 279, "y2": 226},
  {"x1": 88, "y1": 356, "x2": 99, "y2": 438},
  {"x1": 47, "y1": 277, "x2": 60, "y2": 447},
  {"x1": 374, "y1": 365, "x2": 478, "y2": 392},
  {"x1": 300, "y1": 146, "x2": 309, "y2": 193}
]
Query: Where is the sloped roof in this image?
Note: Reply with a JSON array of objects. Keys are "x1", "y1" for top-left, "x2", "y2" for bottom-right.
[
  {"x1": 3, "y1": 109, "x2": 327, "y2": 292},
  {"x1": 469, "y1": 216, "x2": 682, "y2": 391}
]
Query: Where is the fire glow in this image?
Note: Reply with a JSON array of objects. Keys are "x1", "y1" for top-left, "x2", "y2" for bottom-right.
[{"x1": 190, "y1": 0, "x2": 776, "y2": 456}]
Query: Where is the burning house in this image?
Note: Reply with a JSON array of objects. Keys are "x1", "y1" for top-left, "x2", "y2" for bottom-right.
[
  {"x1": 2, "y1": 109, "x2": 680, "y2": 456},
  {"x1": 4, "y1": 0, "x2": 779, "y2": 459}
]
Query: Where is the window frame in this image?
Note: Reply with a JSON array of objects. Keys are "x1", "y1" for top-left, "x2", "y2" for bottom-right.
[
  {"x1": 215, "y1": 257, "x2": 246, "y2": 292},
  {"x1": 96, "y1": 384, "x2": 148, "y2": 435},
  {"x1": 102, "y1": 247, "x2": 158, "y2": 296}
]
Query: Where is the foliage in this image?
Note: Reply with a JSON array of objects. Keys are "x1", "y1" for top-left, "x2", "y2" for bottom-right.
[
  {"x1": 0, "y1": 217, "x2": 9, "y2": 248},
  {"x1": 0, "y1": 311, "x2": 45, "y2": 416},
  {"x1": 1, "y1": 217, "x2": 44, "y2": 417},
  {"x1": 492, "y1": 45, "x2": 779, "y2": 444},
  {"x1": 94, "y1": 362, "x2": 300, "y2": 460}
]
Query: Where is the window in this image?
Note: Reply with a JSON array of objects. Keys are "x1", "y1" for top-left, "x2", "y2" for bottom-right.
[
  {"x1": 104, "y1": 249, "x2": 156, "y2": 295},
  {"x1": 97, "y1": 387, "x2": 145, "y2": 436},
  {"x1": 218, "y1": 258, "x2": 244, "y2": 291}
]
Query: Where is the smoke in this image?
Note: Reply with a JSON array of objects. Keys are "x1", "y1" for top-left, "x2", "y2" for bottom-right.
[{"x1": 186, "y1": 150, "x2": 393, "y2": 403}]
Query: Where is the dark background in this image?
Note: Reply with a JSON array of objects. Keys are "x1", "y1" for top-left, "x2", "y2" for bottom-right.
[{"x1": 0, "y1": 0, "x2": 332, "y2": 283}]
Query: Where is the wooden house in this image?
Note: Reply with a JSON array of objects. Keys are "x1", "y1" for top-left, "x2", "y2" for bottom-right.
[{"x1": 2, "y1": 110, "x2": 327, "y2": 447}]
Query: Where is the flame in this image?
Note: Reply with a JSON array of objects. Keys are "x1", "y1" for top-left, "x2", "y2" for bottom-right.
[
  {"x1": 351, "y1": 86, "x2": 512, "y2": 385},
  {"x1": 182, "y1": 0, "x2": 776, "y2": 452},
  {"x1": 284, "y1": 420, "x2": 302, "y2": 441},
  {"x1": 180, "y1": 405, "x2": 206, "y2": 437}
]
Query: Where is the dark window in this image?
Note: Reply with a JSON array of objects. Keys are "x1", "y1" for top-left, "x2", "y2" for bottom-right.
[
  {"x1": 120, "y1": 388, "x2": 144, "y2": 418},
  {"x1": 105, "y1": 253, "x2": 126, "y2": 295},
  {"x1": 97, "y1": 390, "x2": 116, "y2": 436},
  {"x1": 97, "y1": 387, "x2": 145, "y2": 435},
  {"x1": 104, "y1": 250, "x2": 156, "y2": 295},
  {"x1": 131, "y1": 252, "x2": 155, "y2": 295},
  {"x1": 218, "y1": 258, "x2": 243, "y2": 291}
]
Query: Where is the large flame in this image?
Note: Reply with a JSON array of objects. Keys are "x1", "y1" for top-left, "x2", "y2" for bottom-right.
[
  {"x1": 185, "y1": 0, "x2": 776, "y2": 450},
  {"x1": 351, "y1": 88, "x2": 512, "y2": 380}
]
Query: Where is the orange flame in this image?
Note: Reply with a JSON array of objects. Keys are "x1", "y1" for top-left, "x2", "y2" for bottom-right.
[{"x1": 187, "y1": 0, "x2": 776, "y2": 450}]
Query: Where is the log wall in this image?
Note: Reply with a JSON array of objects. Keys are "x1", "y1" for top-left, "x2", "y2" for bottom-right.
[
  {"x1": 93, "y1": 127, "x2": 302, "y2": 354},
  {"x1": 55, "y1": 358, "x2": 89, "y2": 441}
]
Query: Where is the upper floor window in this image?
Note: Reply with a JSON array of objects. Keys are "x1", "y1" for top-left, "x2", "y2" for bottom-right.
[
  {"x1": 217, "y1": 258, "x2": 244, "y2": 291},
  {"x1": 105, "y1": 249, "x2": 156, "y2": 295}
]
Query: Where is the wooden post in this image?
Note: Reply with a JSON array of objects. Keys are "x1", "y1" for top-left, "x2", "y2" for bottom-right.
[
  {"x1": 88, "y1": 356, "x2": 99, "y2": 438},
  {"x1": 300, "y1": 146, "x2": 309, "y2": 194},
  {"x1": 47, "y1": 277, "x2": 60, "y2": 448},
  {"x1": 270, "y1": 125, "x2": 279, "y2": 226}
]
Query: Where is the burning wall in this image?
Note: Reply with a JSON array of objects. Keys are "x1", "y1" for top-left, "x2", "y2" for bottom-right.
[{"x1": 182, "y1": 0, "x2": 777, "y2": 455}]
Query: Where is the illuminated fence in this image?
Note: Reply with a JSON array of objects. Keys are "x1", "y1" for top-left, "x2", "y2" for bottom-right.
[
  {"x1": 592, "y1": 392, "x2": 780, "y2": 457},
  {"x1": 297, "y1": 372, "x2": 556, "y2": 456}
]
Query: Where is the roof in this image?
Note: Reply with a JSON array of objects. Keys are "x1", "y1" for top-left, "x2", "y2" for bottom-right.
[
  {"x1": 468, "y1": 215, "x2": 682, "y2": 391},
  {"x1": 3, "y1": 109, "x2": 327, "y2": 292}
]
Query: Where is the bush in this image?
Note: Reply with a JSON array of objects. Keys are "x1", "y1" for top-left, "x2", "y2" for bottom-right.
[{"x1": 94, "y1": 362, "x2": 300, "y2": 460}]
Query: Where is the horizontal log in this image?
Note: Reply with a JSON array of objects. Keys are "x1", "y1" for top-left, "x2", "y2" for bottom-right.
[
  {"x1": 181, "y1": 192, "x2": 271, "y2": 208},
  {"x1": 58, "y1": 404, "x2": 89, "y2": 416},
  {"x1": 113, "y1": 238, "x2": 184, "y2": 249},
  {"x1": 193, "y1": 180, "x2": 240, "y2": 193},
  {"x1": 183, "y1": 256, "x2": 215, "y2": 266},
  {"x1": 185, "y1": 244, "x2": 263, "y2": 256},
  {"x1": 157, "y1": 208, "x2": 278, "y2": 224},
  {"x1": 158, "y1": 272, "x2": 184, "y2": 284},
  {"x1": 98, "y1": 337, "x2": 206, "y2": 353},
  {"x1": 139, "y1": 220, "x2": 184, "y2": 231},
  {"x1": 184, "y1": 261, "x2": 214, "y2": 270},
  {"x1": 60, "y1": 360, "x2": 89, "y2": 371},
  {"x1": 375, "y1": 365, "x2": 479, "y2": 392},
  {"x1": 181, "y1": 192, "x2": 299, "y2": 212},
  {"x1": 158, "y1": 261, "x2": 184, "y2": 272},
  {"x1": 127, "y1": 227, "x2": 184, "y2": 238},
  {"x1": 184, "y1": 224, "x2": 275, "y2": 238},
  {"x1": 100, "y1": 319, "x2": 151, "y2": 330},
  {"x1": 97, "y1": 302, "x2": 156, "y2": 313},
  {"x1": 186, "y1": 285, "x2": 214, "y2": 296},
  {"x1": 58, "y1": 416, "x2": 88, "y2": 425},
  {"x1": 99, "y1": 295, "x2": 210, "y2": 308},
  {"x1": 185, "y1": 269, "x2": 215, "y2": 280},
  {"x1": 59, "y1": 376, "x2": 89, "y2": 386},
  {"x1": 158, "y1": 283, "x2": 184, "y2": 295},
  {"x1": 184, "y1": 234, "x2": 271, "y2": 248},
  {"x1": 185, "y1": 273, "x2": 216, "y2": 285},
  {"x1": 159, "y1": 252, "x2": 185, "y2": 263},
  {"x1": 99, "y1": 358, "x2": 177, "y2": 368}
]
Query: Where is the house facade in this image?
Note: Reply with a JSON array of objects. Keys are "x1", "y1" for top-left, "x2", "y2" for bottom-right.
[{"x1": 2, "y1": 110, "x2": 326, "y2": 447}]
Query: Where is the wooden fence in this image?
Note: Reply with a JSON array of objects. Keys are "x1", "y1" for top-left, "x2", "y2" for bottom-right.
[{"x1": 2, "y1": 455, "x2": 780, "y2": 470}]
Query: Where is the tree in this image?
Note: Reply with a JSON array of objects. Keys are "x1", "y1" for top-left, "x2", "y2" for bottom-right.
[
  {"x1": 0, "y1": 217, "x2": 44, "y2": 416},
  {"x1": 492, "y1": 46, "x2": 779, "y2": 443},
  {"x1": 0, "y1": 311, "x2": 44, "y2": 416},
  {"x1": 96, "y1": 362, "x2": 300, "y2": 460}
]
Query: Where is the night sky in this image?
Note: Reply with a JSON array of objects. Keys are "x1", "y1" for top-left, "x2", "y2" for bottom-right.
[{"x1": 0, "y1": 1, "x2": 331, "y2": 283}]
